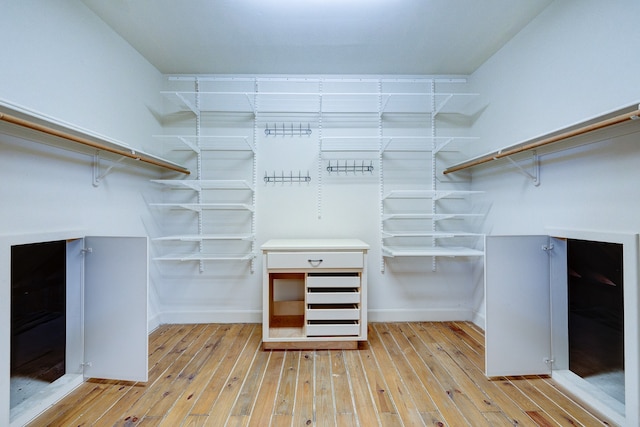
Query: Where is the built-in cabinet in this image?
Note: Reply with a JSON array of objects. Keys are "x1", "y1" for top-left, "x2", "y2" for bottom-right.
[
  {"x1": 3, "y1": 233, "x2": 148, "y2": 427},
  {"x1": 484, "y1": 231, "x2": 640, "y2": 426},
  {"x1": 261, "y1": 239, "x2": 368, "y2": 349}
]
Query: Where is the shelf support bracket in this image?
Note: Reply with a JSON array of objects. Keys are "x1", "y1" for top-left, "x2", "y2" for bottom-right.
[
  {"x1": 93, "y1": 153, "x2": 129, "y2": 187},
  {"x1": 501, "y1": 150, "x2": 540, "y2": 186}
]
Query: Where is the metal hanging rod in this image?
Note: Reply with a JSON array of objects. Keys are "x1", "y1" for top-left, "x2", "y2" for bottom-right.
[
  {"x1": 0, "y1": 111, "x2": 190, "y2": 175},
  {"x1": 264, "y1": 170, "x2": 311, "y2": 184},
  {"x1": 264, "y1": 123, "x2": 312, "y2": 137},
  {"x1": 444, "y1": 106, "x2": 640, "y2": 175},
  {"x1": 326, "y1": 160, "x2": 375, "y2": 174}
]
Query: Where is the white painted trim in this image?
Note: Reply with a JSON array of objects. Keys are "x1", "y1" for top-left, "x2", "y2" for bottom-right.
[
  {"x1": 160, "y1": 310, "x2": 262, "y2": 325},
  {"x1": 156, "y1": 308, "x2": 475, "y2": 325},
  {"x1": 471, "y1": 311, "x2": 485, "y2": 330},
  {"x1": 546, "y1": 227, "x2": 639, "y2": 426},
  {"x1": 148, "y1": 313, "x2": 163, "y2": 333},
  {"x1": 367, "y1": 308, "x2": 473, "y2": 323},
  {"x1": 10, "y1": 374, "x2": 83, "y2": 427},
  {"x1": 552, "y1": 370, "x2": 625, "y2": 427}
]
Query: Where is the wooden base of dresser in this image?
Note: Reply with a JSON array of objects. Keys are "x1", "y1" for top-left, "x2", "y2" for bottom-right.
[{"x1": 262, "y1": 340, "x2": 359, "y2": 350}]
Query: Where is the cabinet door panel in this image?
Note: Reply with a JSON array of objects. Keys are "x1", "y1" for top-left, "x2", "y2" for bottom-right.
[
  {"x1": 83, "y1": 236, "x2": 148, "y2": 382},
  {"x1": 485, "y1": 235, "x2": 551, "y2": 377}
]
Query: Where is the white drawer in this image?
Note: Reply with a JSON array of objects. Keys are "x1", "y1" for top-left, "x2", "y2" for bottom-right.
[
  {"x1": 267, "y1": 251, "x2": 363, "y2": 269},
  {"x1": 307, "y1": 290, "x2": 360, "y2": 304},
  {"x1": 306, "y1": 321, "x2": 360, "y2": 337},
  {"x1": 306, "y1": 274, "x2": 360, "y2": 288},
  {"x1": 306, "y1": 305, "x2": 360, "y2": 321}
]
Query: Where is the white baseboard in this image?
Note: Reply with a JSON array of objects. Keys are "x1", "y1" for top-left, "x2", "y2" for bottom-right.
[
  {"x1": 147, "y1": 313, "x2": 163, "y2": 332},
  {"x1": 470, "y1": 311, "x2": 485, "y2": 330},
  {"x1": 159, "y1": 310, "x2": 262, "y2": 325},
  {"x1": 153, "y1": 308, "x2": 477, "y2": 325},
  {"x1": 552, "y1": 370, "x2": 625, "y2": 426},
  {"x1": 10, "y1": 374, "x2": 84, "y2": 427},
  {"x1": 367, "y1": 308, "x2": 473, "y2": 323}
]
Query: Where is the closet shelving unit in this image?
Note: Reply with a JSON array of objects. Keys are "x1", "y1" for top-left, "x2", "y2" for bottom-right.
[
  {"x1": 374, "y1": 82, "x2": 484, "y2": 270},
  {"x1": 306, "y1": 79, "x2": 483, "y2": 269},
  {"x1": 152, "y1": 83, "x2": 258, "y2": 272},
  {"x1": 155, "y1": 77, "x2": 484, "y2": 272}
]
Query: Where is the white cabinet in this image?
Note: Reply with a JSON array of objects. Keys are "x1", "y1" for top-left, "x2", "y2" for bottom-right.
[
  {"x1": 484, "y1": 232, "x2": 640, "y2": 426},
  {"x1": 78, "y1": 237, "x2": 149, "y2": 382},
  {"x1": 4, "y1": 234, "x2": 148, "y2": 427},
  {"x1": 484, "y1": 235, "x2": 561, "y2": 377},
  {"x1": 261, "y1": 239, "x2": 368, "y2": 350}
]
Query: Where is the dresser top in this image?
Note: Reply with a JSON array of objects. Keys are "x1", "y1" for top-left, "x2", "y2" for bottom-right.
[{"x1": 261, "y1": 238, "x2": 369, "y2": 252}]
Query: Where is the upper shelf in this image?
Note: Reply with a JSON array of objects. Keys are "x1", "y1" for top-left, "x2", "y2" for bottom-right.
[
  {"x1": 151, "y1": 179, "x2": 254, "y2": 191},
  {"x1": 383, "y1": 190, "x2": 483, "y2": 200},
  {"x1": 154, "y1": 135, "x2": 255, "y2": 153},
  {"x1": 445, "y1": 104, "x2": 640, "y2": 175},
  {"x1": 161, "y1": 91, "x2": 478, "y2": 116},
  {"x1": 319, "y1": 136, "x2": 479, "y2": 153},
  {"x1": 0, "y1": 101, "x2": 190, "y2": 175}
]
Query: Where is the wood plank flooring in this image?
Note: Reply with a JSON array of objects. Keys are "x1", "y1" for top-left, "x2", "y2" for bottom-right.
[{"x1": 27, "y1": 322, "x2": 616, "y2": 426}]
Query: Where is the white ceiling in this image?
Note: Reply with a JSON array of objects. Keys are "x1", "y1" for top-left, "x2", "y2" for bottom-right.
[{"x1": 81, "y1": 0, "x2": 553, "y2": 76}]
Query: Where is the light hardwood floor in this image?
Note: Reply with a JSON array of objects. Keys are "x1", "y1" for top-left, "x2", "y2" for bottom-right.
[{"x1": 27, "y1": 322, "x2": 615, "y2": 426}]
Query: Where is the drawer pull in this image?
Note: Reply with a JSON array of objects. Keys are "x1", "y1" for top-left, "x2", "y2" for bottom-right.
[{"x1": 307, "y1": 259, "x2": 323, "y2": 267}]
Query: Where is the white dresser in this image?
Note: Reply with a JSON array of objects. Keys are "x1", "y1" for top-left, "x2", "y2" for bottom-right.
[{"x1": 261, "y1": 239, "x2": 369, "y2": 350}]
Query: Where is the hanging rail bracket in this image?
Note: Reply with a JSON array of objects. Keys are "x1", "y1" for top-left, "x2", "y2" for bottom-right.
[
  {"x1": 444, "y1": 106, "x2": 640, "y2": 175},
  {"x1": 500, "y1": 150, "x2": 540, "y2": 186},
  {"x1": 93, "y1": 152, "x2": 130, "y2": 187}
]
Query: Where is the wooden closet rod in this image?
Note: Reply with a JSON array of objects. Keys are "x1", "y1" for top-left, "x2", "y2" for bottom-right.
[
  {"x1": 0, "y1": 112, "x2": 190, "y2": 175},
  {"x1": 443, "y1": 108, "x2": 640, "y2": 175}
]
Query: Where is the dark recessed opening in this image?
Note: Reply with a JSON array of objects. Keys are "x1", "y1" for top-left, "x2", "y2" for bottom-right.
[
  {"x1": 568, "y1": 238, "x2": 624, "y2": 403},
  {"x1": 11, "y1": 240, "x2": 66, "y2": 408}
]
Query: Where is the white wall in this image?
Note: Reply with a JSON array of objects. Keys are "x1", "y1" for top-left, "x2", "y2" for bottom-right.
[
  {"x1": 467, "y1": 3, "x2": 640, "y2": 422},
  {"x1": 154, "y1": 77, "x2": 479, "y2": 324},
  {"x1": 468, "y1": 0, "x2": 640, "y2": 158},
  {"x1": 465, "y1": 0, "x2": 640, "y2": 325},
  {"x1": 0, "y1": 2, "x2": 166, "y2": 424}
]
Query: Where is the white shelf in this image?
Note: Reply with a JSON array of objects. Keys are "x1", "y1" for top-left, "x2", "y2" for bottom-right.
[
  {"x1": 154, "y1": 252, "x2": 256, "y2": 262},
  {"x1": 382, "y1": 245, "x2": 484, "y2": 258},
  {"x1": 154, "y1": 135, "x2": 254, "y2": 153},
  {"x1": 161, "y1": 91, "x2": 255, "y2": 114},
  {"x1": 382, "y1": 213, "x2": 483, "y2": 221},
  {"x1": 383, "y1": 190, "x2": 483, "y2": 200},
  {"x1": 149, "y1": 203, "x2": 254, "y2": 212},
  {"x1": 151, "y1": 179, "x2": 254, "y2": 191},
  {"x1": 382, "y1": 231, "x2": 483, "y2": 238},
  {"x1": 381, "y1": 136, "x2": 478, "y2": 153},
  {"x1": 162, "y1": 90, "x2": 478, "y2": 115},
  {"x1": 153, "y1": 234, "x2": 254, "y2": 242},
  {"x1": 320, "y1": 137, "x2": 381, "y2": 153}
]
